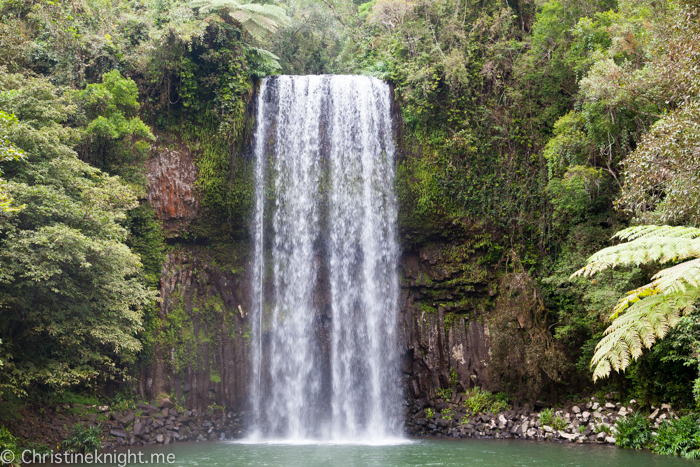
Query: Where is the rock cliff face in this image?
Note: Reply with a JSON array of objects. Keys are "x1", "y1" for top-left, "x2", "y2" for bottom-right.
[
  {"x1": 146, "y1": 147, "x2": 199, "y2": 236},
  {"x1": 142, "y1": 145, "x2": 251, "y2": 413},
  {"x1": 142, "y1": 142, "x2": 501, "y2": 417},
  {"x1": 144, "y1": 248, "x2": 251, "y2": 412},
  {"x1": 397, "y1": 239, "x2": 499, "y2": 402}
]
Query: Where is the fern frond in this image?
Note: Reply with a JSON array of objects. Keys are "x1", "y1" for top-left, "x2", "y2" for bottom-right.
[
  {"x1": 191, "y1": 0, "x2": 290, "y2": 41},
  {"x1": 578, "y1": 224, "x2": 700, "y2": 382},
  {"x1": 610, "y1": 283, "x2": 658, "y2": 318},
  {"x1": 591, "y1": 288, "x2": 699, "y2": 381},
  {"x1": 230, "y1": 11, "x2": 278, "y2": 40},
  {"x1": 603, "y1": 258, "x2": 700, "y2": 319},
  {"x1": 246, "y1": 46, "x2": 282, "y2": 69},
  {"x1": 651, "y1": 257, "x2": 700, "y2": 293},
  {"x1": 572, "y1": 237, "x2": 700, "y2": 277},
  {"x1": 614, "y1": 225, "x2": 700, "y2": 241}
]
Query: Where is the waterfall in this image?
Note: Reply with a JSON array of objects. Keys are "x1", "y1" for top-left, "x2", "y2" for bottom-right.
[{"x1": 250, "y1": 75, "x2": 402, "y2": 442}]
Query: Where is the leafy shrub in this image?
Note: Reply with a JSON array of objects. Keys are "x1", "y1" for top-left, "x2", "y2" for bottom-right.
[
  {"x1": 653, "y1": 414, "x2": 700, "y2": 458},
  {"x1": 61, "y1": 424, "x2": 102, "y2": 453},
  {"x1": 206, "y1": 403, "x2": 226, "y2": 415},
  {"x1": 0, "y1": 426, "x2": 20, "y2": 466},
  {"x1": 449, "y1": 369, "x2": 459, "y2": 387},
  {"x1": 23, "y1": 441, "x2": 52, "y2": 456},
  {"x1": 110, "y1": 391, "x2": 136, "y2": 413},
  {"x1": 425, "y1": 408, "x2": 434, "y2": 419},
  {"x1": 615, "y1": 412, "x2": 651, "y2": 449},
  {"x1": 491, "y1": 399, "x2": 510, "y2": 414},
  {"x1": 53, "y1": 391, "x2": 100, "y2": 406},
  {"x1": 538, "y1": 408, "x2": 567, "y2": 430},
  {"x1": 552, "y1": 416, "x2": 568, "y2": 431},
  {"x1": 436, "y1": 388, "x2": 452, "y2": 400},
  {"x1": 441, "y1": 408, "x2": 453, "y2": 420},
  {"x1": 539, "y1": 408, "x2": 554, "y2": 426},
  {"x1": 464, "y1": 387, "x2": 510, "y2": 415}
]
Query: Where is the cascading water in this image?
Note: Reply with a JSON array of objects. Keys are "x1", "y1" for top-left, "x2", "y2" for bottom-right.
[{"x1": 250, "y1": 75, "x2": 402, "y2": 442}]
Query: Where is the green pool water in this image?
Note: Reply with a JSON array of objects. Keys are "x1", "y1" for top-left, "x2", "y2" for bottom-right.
[{"x1": 93, "y1": 438, "x2": 696, "y2": 467}]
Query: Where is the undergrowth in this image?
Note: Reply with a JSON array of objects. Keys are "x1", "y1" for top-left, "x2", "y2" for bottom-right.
[
  {"x1": 615, "y1": 412, "x2": 651, "y2": 450},
  {"x1": 60, "y1": 424, "x2": 102, "y2": 453},
  {"x1": 463, "y1": 387, "x2": 509, "y2": 415}
]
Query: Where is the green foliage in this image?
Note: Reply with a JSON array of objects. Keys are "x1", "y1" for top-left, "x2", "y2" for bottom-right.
[
  {"x1": 435, "y1": 387, "x2": 452, "y2": 401},
  {"x1": 125, "y1": 203, "x2": 166, "y2": 289},
  {"x1": 574, "y1": 225, "x2": 700, "y2": 381},
  {"x1": 53, "y1": 391, "x2": 100, "y2": 407},
  {"x1": 267, "y1": 0, "x2": 343, "y2": 75},
  {"x1": 110, "y1": 391, "x2": 136, "y2": 413},
  {"x1": 424, "y1": 407, "x2": 434, "y2": 419},
  {"x1": 652, "y1": 414, "x2": 700, "y2": 459},
  {"x1": 539, "y1": 408, "x2": 554, "y2": 426},
  {"x1": 463, "y1": 387, "x2": 509, "y2": 415},
  {"x1": 551, "y1": 415, "x2": 568, "y2": 431},
  {"x1": 192, "y1": 0, "x2": 290, "y2": 42},
  {"x1": 538, "y1": 408, "x2": 568, "y2": 430},
  {"x1": 615, "y1": 412, "x2": 652, "y2": 449},
  {"x1": 60, "y1": 423, "x2": 102, "y2": 454},
  {"x1": 206, "y1": 402, "x2": 226, "y2": 414},
  {"x1": 613, "y1": 1, "x2": 700, "y2": 226},
  {"x1": 0, "y1": 110, "x2": 23, "y2": 164},
  {"x1": 0, "y1": 426, "x2": 20, "y2": 466},
  {"x1": 448, "y1": 368, "x2": 458, "y2": 388},
  {"x1": 0, "y1": 71, "x2": 157, "y2": 396},
  {"x1": 544, "y1": 112, "x2": 593, "y2": 180},
  {"x1": 75, "y1": 70, "x2": 154, "y2": 179},
  {"x1": 546, "y1": 166, "x2": 605, "y2": 225},
  {"x1": 0, "y1": 110, "x2": 24, "y2": 213},
  {"x1": 624, "y1": 315, "x2": 700, "y2": 410},
  {"x1": 440, "y1": 408, "x2": 452, "y2": 420},
  {"x1": 187, "y1": 127, "x2": 254, "y2": 233}
]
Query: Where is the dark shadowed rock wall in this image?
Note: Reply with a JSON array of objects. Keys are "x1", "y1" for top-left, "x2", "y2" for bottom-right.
[
  {"x1": 398, "y1": 238, "x2": 500, "y2": 403},
  {"x1": 141, "y1": 145, "x2": 251, "y2": 412}
]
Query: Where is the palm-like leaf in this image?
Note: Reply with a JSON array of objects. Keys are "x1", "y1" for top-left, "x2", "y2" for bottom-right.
[
  {"x1": 572, "y1": 225, "x2": 700, "y2": 381},
  {"x1": 191, "y1": 0, "x2": 290, "y2": 41}
]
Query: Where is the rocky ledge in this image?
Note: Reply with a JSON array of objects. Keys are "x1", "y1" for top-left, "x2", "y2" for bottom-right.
[
  {"x1": 101, "y1": 400, "x2": 245, "y2": 448},
  {"x1": 405, "y1": 396, "x2": 679, "y2": 444},
  {"x1": 8, "y1": 398, "x2": 246, "y2": 449}
]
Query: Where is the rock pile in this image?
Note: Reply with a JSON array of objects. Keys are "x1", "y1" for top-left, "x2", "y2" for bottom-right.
[
  {"x1": 6, "y1": 398, "x2": 245, "y2": 449},
  {"x1": 102, "y1": 399, "x2": 245, "y2": 448},
  {"x1": 405, "y1": 397, "x2": 680, "y2": 445}
]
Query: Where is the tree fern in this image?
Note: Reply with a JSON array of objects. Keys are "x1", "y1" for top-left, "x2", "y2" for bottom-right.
[
  {"x1": 572, "y1": 225, "x2": 700, "y2": 381},
  {"x1": 191, "y1": 0, "x2": 290, "y2": 41}
]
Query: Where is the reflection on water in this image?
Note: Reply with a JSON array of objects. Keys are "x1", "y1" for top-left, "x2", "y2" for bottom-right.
[{"x1": 78, "y1": 438, "x2": 696, "y2": 467}]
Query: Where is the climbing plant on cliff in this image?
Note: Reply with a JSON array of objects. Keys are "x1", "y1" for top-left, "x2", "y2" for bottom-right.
[{"x1": 573, "y1": 225, "x2": 700, "y2": 381}]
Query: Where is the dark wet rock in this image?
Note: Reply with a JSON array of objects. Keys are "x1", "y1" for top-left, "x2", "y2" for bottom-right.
[
  {"x1": 120, "y1": 413, "x2": 135, "y2": 426},
  {"x1": 159, "y1": 398, "x2": 175, "y2": 409},
  {"x1": 137, "y1": 402, "x2": 160, "y2": 412}
]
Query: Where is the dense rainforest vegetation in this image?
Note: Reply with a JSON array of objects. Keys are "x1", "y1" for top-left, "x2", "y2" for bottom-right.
[{"x1": 0, "y1": 0, "x2": 699, "y2": 455}]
